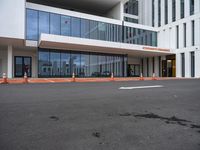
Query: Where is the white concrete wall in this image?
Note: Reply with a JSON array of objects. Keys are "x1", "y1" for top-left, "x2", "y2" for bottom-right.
[
  {"x1": 0, "y1": 0, "x2": 25, "y2": 39},
  {"x1": 106, "y1": 2, "x2": 123, "y2": 20}
]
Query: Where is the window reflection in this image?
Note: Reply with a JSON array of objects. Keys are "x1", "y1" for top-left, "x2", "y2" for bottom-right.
[
  {"x1": 61, "y1": 15, "x2": 71, "y2": 36},
  {"x1": 50, "y1": 13, "x2": 61, "y2": 35},
  {"x1": 39, "y1": 11, "x2": 50, "y2": 36},
  {"x1": 38, "y1": 49, "x2": 127, "y2": 77}
]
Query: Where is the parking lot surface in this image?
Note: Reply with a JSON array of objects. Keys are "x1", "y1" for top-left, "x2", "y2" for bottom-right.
[{"x1": 0, "y1": 79, "x2": 200, "y2": 150}]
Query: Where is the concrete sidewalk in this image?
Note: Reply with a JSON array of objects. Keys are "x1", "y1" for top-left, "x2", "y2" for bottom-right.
[{"x1": 0, "y1": 77, "x2": 196, "y2": 84}]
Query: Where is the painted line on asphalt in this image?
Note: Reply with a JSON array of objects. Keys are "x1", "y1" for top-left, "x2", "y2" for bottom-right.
[{"x1": 119, "y1": 85, "x2": 164, "y2": 90}]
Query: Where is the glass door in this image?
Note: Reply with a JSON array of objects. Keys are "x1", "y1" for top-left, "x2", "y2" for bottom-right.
[{"x1": 14, "y1": 56, "x2": 32, "y2": 77}]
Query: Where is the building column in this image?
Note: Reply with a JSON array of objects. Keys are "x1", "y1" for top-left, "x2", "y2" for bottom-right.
[
  {"x1": 195, "y1": 50, "x2": 200, "y2": 78},
  {"x1": 7, "y1": 45, "x2": 13, "y2": 78},
  {"x1": 176, "y1": 53, "x2": 181, "y2": 77},
  {"x1": 185, "y1": 51, "x2": 190, "y2": 77}
]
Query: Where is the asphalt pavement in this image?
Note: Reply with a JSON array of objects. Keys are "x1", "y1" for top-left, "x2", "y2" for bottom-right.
[{"x1": 0, "y1": 79, "x2": 200, "y2": 150}]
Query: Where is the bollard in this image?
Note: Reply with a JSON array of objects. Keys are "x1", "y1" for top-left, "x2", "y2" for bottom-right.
[
  {"x1": 2, "y1": 73, "x2": 8, "y2": 84},
  {"x1": 110, "y1": 72, "x2": 114, "y2": 81},
  {"x1": 152, "y1": 73, "x2": 157, "y2": 80},
  {"x1": 139, "y1": 73, "x2": 144, "y2": 81},
  {"x1": 71, "y1": 72, "x2": 76, "y2": 82},
  {"x1": 23, "y1": 72, "x2": 28, "y2": 83}
]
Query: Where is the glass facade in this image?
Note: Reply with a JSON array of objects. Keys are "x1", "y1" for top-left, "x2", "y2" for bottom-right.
[
  {"x1": 181, "y1": 53, "x2": 185, "y2": 77},
  {"x1": 183, "y1": 23, "x2": 186, "y2": 47},
  {"x1": 152, "y1": 0, "x2": 155, "y2": 27},
  {"x1": 191, "y1": 52, "x2": 195, "y2": 77},
  {"x1": 158, "y1": 0, "x2": 161, "y2": 27},
  {"x1": 124, "y1": 26, "x2": 157, "y2": 46},
  {"x1": 38, "y1": 49, "x2": 127, "y2": 78},
  {"x1": 26, "y1": 8, "x2": 157, "y2": 46},
  {"x1": 124, "y1": 17, "x2": 138, "y2": 24}
]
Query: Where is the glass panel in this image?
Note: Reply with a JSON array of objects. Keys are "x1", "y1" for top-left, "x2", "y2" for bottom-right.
[
  {"x1": 61, "y1": 52, "x2": 71, "y2": 77},
  {"x1": 38, "y1": 51, "x2": 50, "y2": 77},
  {"x1": 71, "y1": 17, "x2": 81, "y2": 37},
  {"x1": 39, "y1": 11, "x2": 50, "y2": 36},
  {"x1": 81, "y1": 53, "x2": 90, "y2": 77},
  {"x1": 99, "y1": 55, "x2": 108, "y2": 77},
  {"x1": 24, "y1": 57, "x2": 31, "y2": 77},
  {"x1": 50, "y1": 13, "x2": 61, "y2": 35},
  {"x1": 61, "y1": 15, "x2": 71, "y2": 36},
  {"x1": 90, "y1": 20, "x2": 98, "y2": 40},
  {"x1": 90, "y1": 54, "x2": 99, "y2": 77},
  {"x1": 50, "y1": 51, "x2": 61, "y2": 77},
  {"x1": 98, "y1": 22, "x2": 107, "y2": 41},
  {"x1": 106, "y1": 56, "x2": 113, "y2": 75},
  {"x1": 71, "y1": 53, "x2": 81, "y2": 76},
  {"x1": 15, "y1": 57, "x2": 23, "y2": 77},
  {"x1": 81, "y1": 19, "x2": 90, "y2": 38},
  {"x1": 26, "y1": 9, "x2": 38, "y2": 40}
]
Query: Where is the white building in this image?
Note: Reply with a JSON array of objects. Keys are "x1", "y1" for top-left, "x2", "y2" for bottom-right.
[{"x1": 0, "y1": 0, "x2": 199, "y2": 78}]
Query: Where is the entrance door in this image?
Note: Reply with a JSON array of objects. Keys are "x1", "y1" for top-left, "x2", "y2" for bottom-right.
[
  {"x1": 128, "y1": 64, "x2": 140, "y2": 77},
  {"x1": 14, "y1": 56, "x2": 32, "y2": 77}
]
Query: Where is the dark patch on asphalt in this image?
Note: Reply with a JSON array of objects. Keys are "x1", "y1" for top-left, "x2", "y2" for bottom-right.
[
  {"x1": 191, "y1": 124, "x2": 200, "y2": 129},
  {"x1": 119, "y1": 112, "x2": 200, "y2": 134},
  {"x1": 134, "y1": 113, "x2": 190, "y2": 123},
  {"x1": 119, "y1": 112, "x2": 132, "y2": 116},
  {"x1": 92, "y1": 132, "x2": 101, "y2": 138},
  {"x1": 49, "y1": 116, "x2": 59, "y2": 121}
]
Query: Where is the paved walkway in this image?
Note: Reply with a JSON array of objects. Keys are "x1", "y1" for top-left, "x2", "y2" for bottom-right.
[{"x1": 0, "y1": 77, "x2": 196, "y2": 84}]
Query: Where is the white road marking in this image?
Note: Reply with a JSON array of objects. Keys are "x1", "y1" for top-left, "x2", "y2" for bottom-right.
[{"x1": 119, "y1": 85, "x2": 164, "y2": 90}]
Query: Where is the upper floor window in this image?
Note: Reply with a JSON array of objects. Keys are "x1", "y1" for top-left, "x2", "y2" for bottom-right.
[
  {"x1": 26, "y1": 9, "x2": 38, "y2": 40},
  {"x1": 124, "y1": 0, "x2": 138, "y2": 16},
  {"x1": 152, "y1": 0, "x2": 155, "y2": 27},
  {"x1": 190, "y1": 0, "x2": 194, "y2": 15},
  {"x1": 172, "y1": 0, "x2": 176, "y2": 22},
  {"x1": 165, "y1": 0, "x2": 168, "y2": 24},
  {"x1": 180, "y1": 0, "x2": 185, "y2": 19},
  {"x1": 158, "y1": 0, "x2": 161, "y2": 27}
]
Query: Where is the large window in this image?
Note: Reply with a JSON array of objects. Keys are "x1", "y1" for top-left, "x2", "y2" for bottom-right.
[
  {"x1": 172, "y1": 0, "x2": 176, "y2": 22},
  {"x1": 191, "y1": 52, "x2": 195, "y2": 77},
  {"x1": 81, "y1": 19, "x2": 90, "y2": 38},
  {"x1": 180, "y1": 0, "x2": 185, "y2": 19},
  {"x1": 158, "y1": 0, "x2": 161, "y2": 27},
  {"x1": 61, "y1": 52, "x2": 71, "y2": 77},
  {"x1": 190, "y1": 0, "x2": 194, "y2": 15},
  {"x1": 165, "y1": 0, "x2": 168, "y2": 24},
  {"x1": 124, "y1": 27, "x2": 157, "y2": 46},
  {"x1": 61, "y1": 15, "x2": 71, "y2": 36},
  {"x1": 191, "y1": 20, "x2": 195, "y2": 46},
  {"x1": 181, "y1": 53, "x2": 185, "y2": 77},
  {"x1": 183, "y1": 23, "x2": 186, "y2": 47},
  {"x1": 39, "y1": 11, "x2": 50, "y2": 36},
  {"x1": 152, "y1": 0, "x2": 155, "y2": 27},
  {"x1": 26, "y1": 9, "x2": 38, "y2": 40},
  {"x1": 50, "y1": 13, "x2": 61, "y2": 35},
  {"x1": 124, "y1": 0, "x2": 138, "y2": 16},
  {"x1": 38, "y1": 49, "x2": 127, "y2": 77},
  {"x1": 50, "y1": 51, "x2": 60, "y2": 77},
  {"x1": 71, "y1": 17, "x2": 81, "y2": 37},
  {"x1": 38, "y1": 50, "x2": 50, "y2": 77},
  {"x1": 176, "y1": 25, "x2": 179, "y2": 49},
  {"x1": 26, "y1": 8, "x2": 156, "y2": 46}
]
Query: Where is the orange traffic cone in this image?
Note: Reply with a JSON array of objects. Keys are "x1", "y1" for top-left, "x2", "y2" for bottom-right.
[
  {"x1": 2, "y1": 73, "x2": 8, "y2": 84},
  {"x1": 23, "y1": 72, "x2": 28, "y2": 83},
  {"x1": 71, "y1": 73, "x2": 76, "y2": 82},
  {"x1": 139, "y1": 73, "x2": 144, "y2": 80}
]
